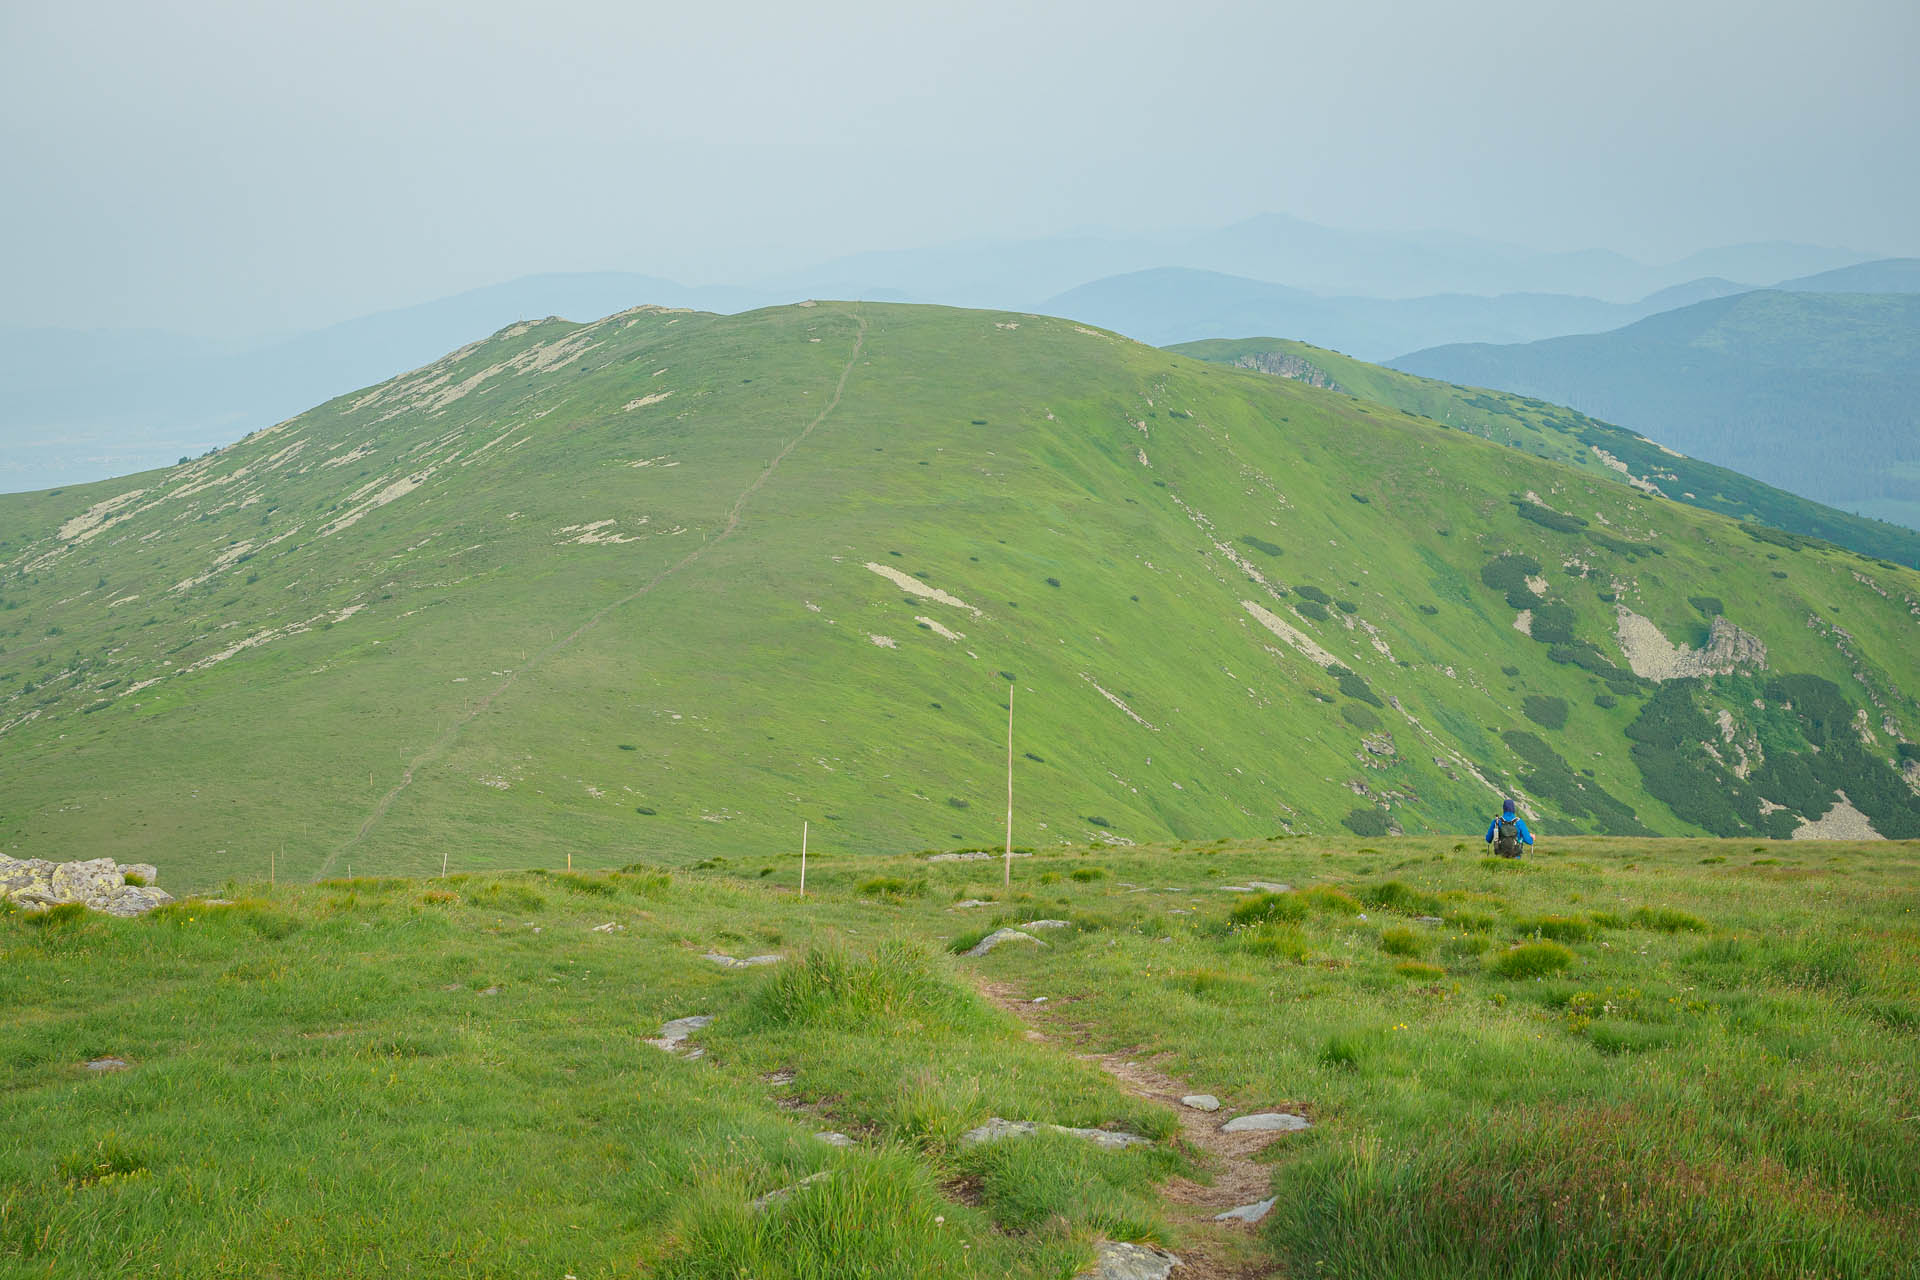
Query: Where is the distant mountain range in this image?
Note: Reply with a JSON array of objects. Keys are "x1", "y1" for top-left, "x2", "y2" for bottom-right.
[
  {"x1": 0, "y1": 216, "x2": 1897, "y2": 495},
  {"x1": 1391, "y1": 290, "x2": 1920, "y2": 531}
]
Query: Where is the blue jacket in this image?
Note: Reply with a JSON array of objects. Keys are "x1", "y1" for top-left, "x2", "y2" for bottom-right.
[{"x1": 1486, "y1": 814, "x2": 1534, "y2": 845}]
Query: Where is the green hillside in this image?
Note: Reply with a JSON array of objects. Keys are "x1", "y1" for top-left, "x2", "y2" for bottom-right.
[
  {"x1": 3, "y1": 302, "x2": 1919, "y2": 891},
  {"x1": 1168, "y1": 334, "x2": 1920, "y2": 567},
  {"x1": 4, "y1": 836, "x2": 1916, "y2": 1278},
  {"x1": 1389, "y1": 291, "x2": 1920, "y2": 531}
]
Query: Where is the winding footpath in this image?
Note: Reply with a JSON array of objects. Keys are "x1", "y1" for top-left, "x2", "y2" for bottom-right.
[{"x1": 315, "y1": 309, "x2": 869, "y2": 880}]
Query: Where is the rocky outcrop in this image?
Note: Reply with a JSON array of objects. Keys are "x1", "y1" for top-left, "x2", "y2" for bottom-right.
[
  {"x1": 1233, "y1": 351, "x2": 1344, "y2": 392},
  {"x1": 0, "y1": 856, "x2": 174, "y2": 916},
  {"x1": 1615, "y1": 607, "x2": 1767, "y2": 681}
]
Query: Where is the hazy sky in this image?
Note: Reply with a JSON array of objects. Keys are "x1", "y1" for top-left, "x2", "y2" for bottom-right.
[{"x1": 3, "y1": 0, "x2": 1915, "y2": 337}]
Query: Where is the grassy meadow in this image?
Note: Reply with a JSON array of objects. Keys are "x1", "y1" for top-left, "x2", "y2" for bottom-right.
[{"x1": 4, "y1": 833, "x2": 1915, "y2": 1278}]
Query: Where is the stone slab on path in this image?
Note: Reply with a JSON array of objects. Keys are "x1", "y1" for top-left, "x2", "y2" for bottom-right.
[
  {"x1": 1180, "y1": 1094, "x2": 1220, "y2": 1112},
  {"x1": 647, "y1": 1014, "x2": 712, "y2": 1055},
  {"x1": 1221, "y1": 1112, "x2": 1311, "y2": 1133},
  {"x1": 1020, "y1": 919, "x2": 1070, "y2": 930},
  {"x1": 961, "y1": 1117, "x2": 1152, "y2": 1150},
  {"x1": 1076, "y1": 1241, "x2": 1181, "y2": 1279},
  {"x1": 963, "y1": 928, "x2": 1045, "y2": 957},
  {"x1": 1214, "y1": 1195, "x2": 1277, "y2": 1223}
]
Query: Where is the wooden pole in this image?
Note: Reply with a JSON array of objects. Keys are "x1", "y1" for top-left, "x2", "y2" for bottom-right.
[
  {"x1": 271, "y1": 846, "x2": 276, "y2": 888},
  {"x1": 1004, "y1": 684, "x2": 1015, "y2": 889},
  {"x1": 800, "y1": 821, "x2": 809, "y2": 898},
  {"x1": 567, "y1": 851, "x2": 572, "y2": 872},
  {"x1": 441, "y1": 847, "x2": 448, "y2": 878}
]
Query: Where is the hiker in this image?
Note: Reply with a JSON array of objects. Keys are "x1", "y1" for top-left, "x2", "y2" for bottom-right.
[{"x1": 1485, "y1": 799, "x2": 1533, "y2": 858}]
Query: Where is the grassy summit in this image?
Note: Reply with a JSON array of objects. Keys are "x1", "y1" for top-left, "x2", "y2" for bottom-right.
[
  {"x1": 0, "y1": 303, "x2": 1917, "y2": 890},
  {"x1": 2, "y1": 836, "x2": 1914, "y2": 1277}
]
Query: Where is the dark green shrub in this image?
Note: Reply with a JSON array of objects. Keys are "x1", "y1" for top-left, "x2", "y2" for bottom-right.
[
  {"x1": 1341, "y1": 808, "x2": 1391, "y2": 837},
  {"x1": 1068, "y1": 866, "x2": 1107, "y2": 882},
  {"x1": 1296, "y1": 600, "x2": 1330, "y2": 621},
  {"x1": 1296, "y1": 585, "x2": 1332, "y2": 604},
  {"x1": 1523, "y1": 695, "x2": 1569, "y2": 730}
]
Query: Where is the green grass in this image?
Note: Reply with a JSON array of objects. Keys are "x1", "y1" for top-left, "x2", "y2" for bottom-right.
[
  {"x1": 3, "y1": 833, "x2": 1914, "y2": 1277},
  {"x1": 0, "y1": 305, "x2": 1916, "y2": 891}
]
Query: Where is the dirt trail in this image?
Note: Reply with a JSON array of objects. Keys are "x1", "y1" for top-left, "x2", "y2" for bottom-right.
[
  {"x1": 314, "y1": 311, "x2": 869, "y2": 880},
  {"x1": 977, "y1": 981, "x2": 1281, "y2": 1279}
]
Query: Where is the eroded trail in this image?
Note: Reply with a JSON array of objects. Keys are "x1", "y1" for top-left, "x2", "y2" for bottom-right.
[
  {"x1": 315, "y1": 310, "x2": 869, "y2": 880},
  {"x1": 976, "y1": 980, "x2": 1285, "y2": 1279}
]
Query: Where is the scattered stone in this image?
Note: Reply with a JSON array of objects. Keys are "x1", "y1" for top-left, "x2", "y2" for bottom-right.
[
  {"x1": 1076, "y1": 1241, "x2": 1181, "y2": 1280},
  {"x1": 591, "y1": 921, "x2": 624, "y2": 933},
  {"x1": 963, "y1": 928, "x2": 1044, "y2": 957},
  {"x1": 478, "y1": 986, "x2": 501, "y2": 996},
  {"x1": 1021, "y1": 919, "x2": 1070, "y2": 930},
  {"x1": 1031, "y1": 995, "x2": 1049, "y2": 1004},
  {"x1": 763, "y1": 1068, "x2": 796, "y2": 1086},
  {"x1": 1221, "y1": 1112, "x2": 1311, "y2": 1133},
  {"x1": 440, "y1": 983, "x2": 462, "y2": 992},
  {"x1": 648, "y1": 1014, "x2": 713, "y2": 1055},
  {"x1": 196, "y1": 898, "x2": 233, "y2": 906},
  {"x1": 1415, "y1": 915, "x2": 1444, "y2": 925},
  {"x1": 82, "y1": 1056, "x2": 129, "y2": 1072},
  {"x1": 705, "y1": 951, "x2": 784, "y2": 968},
  {"x1": 1245, "y1": 881, "x2": 1291, "y2": 892},
  {"x1": 950, "y1": 899, "x2": 993, "y2": 909},
  {"x1": 814, "y1": 1131, "x2": 855, "y2": 1147},
  {"x1": 927, "y1": 851, "x2": 1032, "y2": 862},
  {"x1": 1217, "y1": 884, "x2": 1255, "y2": 893},
  {"x1": 1180, "y1": 1094, "x2": 1220, "y2": 1112},
  {"x1": 1214, "y1": 1196, "x2": 1277, "y2": 1224},
  {"x1": 961, "y1": 1117, "x2": 1151, "y2": 1149},
  {"x1": 750, "y1": 1169, "x2": 832, "y2": 1212},
  {"x1": 1, "y1": 855, "x2": 175, "y2": 916}
]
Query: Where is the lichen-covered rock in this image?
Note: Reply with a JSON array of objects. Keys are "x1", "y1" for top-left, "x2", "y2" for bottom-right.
[
  {"x1": 51, "y1": 858, "x2": 125, "y2": 903},
  {"x1": 963, "y1": 928, "x2": 1044, "y2": 957},
  {"x1": 1, "y1": 855, "x2": 172, "y2": 915},
  {"x1": 0, "y1": 857, "x2": 58, "y2": 905},
  {"x1": 87, "y1": 886, "x2": 175, "y2": 917}
]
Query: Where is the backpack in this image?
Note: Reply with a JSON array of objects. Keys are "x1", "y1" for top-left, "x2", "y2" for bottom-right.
[{"x1": 1494, "y1": 816, "x2": 1522, "y2": 858}]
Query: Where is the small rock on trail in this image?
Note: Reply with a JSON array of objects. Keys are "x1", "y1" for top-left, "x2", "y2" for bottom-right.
[
  {"x1": 1221, "y1": 1112, "x2": 1310, "y2": 1133},
  {"x1": 963, "y1": 928, "x2": 1044, "y2": 957},
  {"x1": 704, "y1": 951, "x2": 783, "y2": 968},
  {"x1": 1021, "y1": 919, "x2": 1070, "y2": 930},
  {"x1": 1077, "y1": 1241, "x2": 1181, "y2": 1279},
  {"x1": 1180, "y1": 1094, "x2": 1220, "y2": 1112},
  {"x1": 82, "y1": 1057, "x2": 130, "y2": 1072},
  {"x1": 813, "y1": 1131, "x2": 855, "y2": 1147},
  {"x1": 1213, "y1": 1195, "x2": 1276, "y2": 1224}
]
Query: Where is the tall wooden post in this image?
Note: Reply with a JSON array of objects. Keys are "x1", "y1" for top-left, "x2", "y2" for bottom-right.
[
  {"x1": 1004, "y1": 684, "x2": 1015, "y2": 889},
  {"x1": 800, "y1": 821, "x2": 809, "y2": 898}
]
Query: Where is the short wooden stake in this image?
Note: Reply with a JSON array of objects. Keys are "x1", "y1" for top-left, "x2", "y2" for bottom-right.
[
  {"x1": 800, "y1": 821, "x2": 809, "y2": 898},
  {"x1": 441, "y1": 848, "x2": 448, "y2": 878}
]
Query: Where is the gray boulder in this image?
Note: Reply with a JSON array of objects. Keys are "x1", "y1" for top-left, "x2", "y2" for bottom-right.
[
  {"x1": 0, "y1": 857, "x2": 58, "y2": 905},
  {"x1": 963, "y1": 928, "x2": 1044, "y2": 957},
  {"x1": 1221, "y1": 1112, "x2": 1311, "y2": 1133},
  {"x1": 88, "y1": 886, "x2": 175, "y2": 917},
  {"x1": 1077, "y1": 1241, "x2": 1181, "y2": 1279}
]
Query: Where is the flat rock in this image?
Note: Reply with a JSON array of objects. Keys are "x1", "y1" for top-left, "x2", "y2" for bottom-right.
[
  {"x1": 705, "y1": 951, "x2": 784, "y2": 968},
  {"x1": 1076, "y1": 1241, "x2": 1181, "y2": 1280},
  {"x1": 1217, "y1": 884, "x2": 1255, "y2": 892},
  {"x1": 1180, "y1": 1094, "x2": 1220, "y2": 1112},
  {"x1": 963, "y1": 928, "x2": 1044, "y2": 957},
  {"x1": 1245, "y1": 881, "x2": 1291, "y2": 892},
  {"x1": 648, "y1": 1014, "x2": 713, "y2": 1054},
  {"x1": 1021, "y1": 919, "x2": 1070, "y2": 930},
  {"x1": 813, "y1": 1131, "x2": 855, "y2": 1147},
  {"x1": 1415, "y1": 915, "x2": 1444, "y2": 925},
  {"x1": 950, "y1": 899, "x2": 993, "y2": 909},
  {"x1": 961, "y1": 1117, "x2": 1151, "y2": 1150},
  {"x1": 1221, "y1": 1112, "x2": 1311, "y2": 1133},
  {"x1": 750, "y1": 1169, "x2": 832, "y2": 1212},
  {"x1": 1214, "y1": 1195, "x2": 1276, "y2": 1224},
  {"x1": 591, "y1": 921, "x2": 624, "y2": 932},
  {"x1": 82, "y1": 1056, "x2": 129, "y2": 1072}
]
